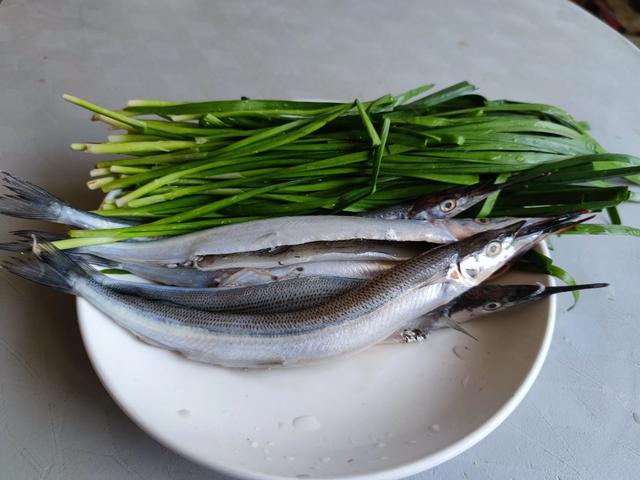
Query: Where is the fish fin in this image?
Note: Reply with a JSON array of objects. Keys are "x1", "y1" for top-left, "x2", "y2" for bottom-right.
[
  {"x1": 441, "y1": 309, "x2": 479, "y2": 342},
  {"x1": 0, "y1": 172, "x2": 68, "y2": 223},
  {"x1": 31, "y1": 238, "x2": 96, "y2": 281},
  {"x1": 0, "y1": 239, "x2": 31, "y2": 252},
  {"x1": 0, "y1": 230, "x2": 69, "y2": 253},
  {"x1": 0, "y1": 235, "x2": 118, "y2": 269},
  {"x1": 1, "y1": 254, "x2": 73, "y2": 293},
  {"x1": 11, "y1": 229, "x2": 68, "y2": 242}
]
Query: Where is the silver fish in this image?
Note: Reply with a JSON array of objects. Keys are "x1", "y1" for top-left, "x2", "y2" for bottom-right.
[
  {"x1": 4, "y1": 216, "x2": 578, "y2": 368},
  {"x1": 76, "y1": 215, "x2": 522, "y2": 265},
  {"x1": 6, "y1": 254, "x2": 362, "y2": 313},
  {"x1": 194, "y1": 240, "x2": 426, "y2": 270},
  {"x1": 385, "y1": 282, "x2": 608, "y2": 343},
  {"x1": 0, "y1": 172, "x2": 134, "y2": 229},
  {"x1": 15, "y1": 245, "x2": 603, "y2": 325},
  {"x1": 0, "y1": 235, "x2": 398, "y2": 287},
  {"x1": 215, "y1": 260, "x2": 397, "y2": 287}
]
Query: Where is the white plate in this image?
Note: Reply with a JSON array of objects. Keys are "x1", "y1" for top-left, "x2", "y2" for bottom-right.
[{"x1": 76, "y1": 243, "x2": 554, "y2": 480}]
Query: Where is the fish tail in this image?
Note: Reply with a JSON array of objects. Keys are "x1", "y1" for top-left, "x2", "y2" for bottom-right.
[
  {"x1": 0, "y1": 230, "x2": 69, "y2": 253},
  {"x1": 33, "y1": 238, "x2": 97, "y2": 281},
  {"x1": 0, "y1": 239, "x2": 31, "y2": 252},
  {"x1": 10, "y1": 229, "x2": 117, "y2": 268},
  {"x1": 0, "y1": 238, "x2": 117, "y2": 273},
  {"x1": 11, "y1": 229, "x2": 68, "y2": 242},
  {"x1": 1, "y1": 254, "x2": 74, "y2": 293},
  {"x1": 9, "y1": 231, "x2": 119, "y2": 268},
  {"x1": 2, "y1": 238, "x2": 99, "y2": 293},
  {"x1": 0, "y1": 171, "x2": 69, "y2": 223}
]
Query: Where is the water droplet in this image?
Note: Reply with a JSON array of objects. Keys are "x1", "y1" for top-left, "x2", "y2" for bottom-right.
[
  {"x1": 176, "y1": 409, "x2": 190, "y2": 417},
  {"x1": 462, "y1": 375, "x2": 470, "y2": 389},
  {"x1": 376, "y1": 441, "x2": 386, "y2": 449},
  {"x1": 292, "y1": 415, "x2": 322, "y2": 431},
  {"x1": 320, "y1": 456, "x2": 331, "y2": 463},
  {"x1": 250, "y1": 441, "x2": 260, "y2": 449},
  {"x1": 453, "y1": 345, "x2": 469, "y2": 360},
  {"x1": 285, "y1": 455, "x2": 296, "y2": 461},
  {"x1": 406, "y1": 440, "x2": 418, "y2": 445},
  {"x1": 265, "y1": 456, "x2": 272, "y2": 462},
  {"x1": 633, "y1": 412, "x2": 640, "y2": 424},
  {"x1": 385, "y1": 432, "x2": 395, "y2": 438},
  {"x1": 430, "y1": 424, "x2": 441, "y2": 433},
  {"x1": 378, "y1": 456, "x2": 389, "y2": 461},
  {"x1": 349, "y1": 437, "x2": 357, "y2": 445},
  {"x1": 277, "y1": 421, "x2": 285, "y2": 430},
  {"x1": 267, "y1": 441, "x2": 275, "y2": 446}
]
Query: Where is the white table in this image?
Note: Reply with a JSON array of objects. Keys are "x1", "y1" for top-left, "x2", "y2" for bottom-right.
[{"x1": 1, "y1": 0, "x2": 639, "y2": 478}]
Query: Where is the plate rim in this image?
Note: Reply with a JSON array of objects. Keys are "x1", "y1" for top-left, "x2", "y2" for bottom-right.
[{"x1": 76, "y1": 242, "x2": 556, "y2": 480}]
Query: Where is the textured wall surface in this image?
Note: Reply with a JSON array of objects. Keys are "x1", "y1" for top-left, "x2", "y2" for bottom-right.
[{"x1": 1, "y1": 0, "x2": 639, "y2": 479}]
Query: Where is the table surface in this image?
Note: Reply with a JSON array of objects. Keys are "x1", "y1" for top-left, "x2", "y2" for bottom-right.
[{"x1": 1, "y1": 0, "x2": 639, "y2": 479}]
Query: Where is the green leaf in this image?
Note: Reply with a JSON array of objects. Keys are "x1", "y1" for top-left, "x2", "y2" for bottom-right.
[
  {"x1": 606, "y1": 206, "x2": 622, "y2": 225},
  {"x1": 517, "y1": 250, "x2": 580, "y2": 309},
  {"x1": 371, "y1": 118, "x2": 391, "y2": 194},
  {"x1": 477, "y1": 173, "x2": 510, "y2": 218},
  {"x1": 356, "y1": 99, "x2": 381, "y2": 146},
  {"x1": 99, "y1": 268, "x2": 131, "y2": 275},
  {"x1": 399, "y1": 81, "x2": 476, "y2": 109},
  {"x1": 390, "y1": 83, "x2": 435, "y2": 107}
]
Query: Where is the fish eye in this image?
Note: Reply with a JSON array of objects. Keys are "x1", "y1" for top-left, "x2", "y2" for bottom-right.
[
  {"x1": 484, "y1": 301, "x2": 502, "y2": 311},
  {"x1": 440, "y1": 199, "x2": 457, "y2": 212},
  {"x1": 485, "y1": 240, "x2": 502, "y2": 257},
  {"x1": 475, "y1": 218, "x2": 490, "y2": 225}
]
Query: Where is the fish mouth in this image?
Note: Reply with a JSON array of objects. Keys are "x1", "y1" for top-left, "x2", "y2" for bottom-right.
[
  {"x1": 515, "y1": 212, "x2": 593, "y2": 239},
  {"x1": 523, "y1": 282, "x2": 609, "y2": 301}
]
